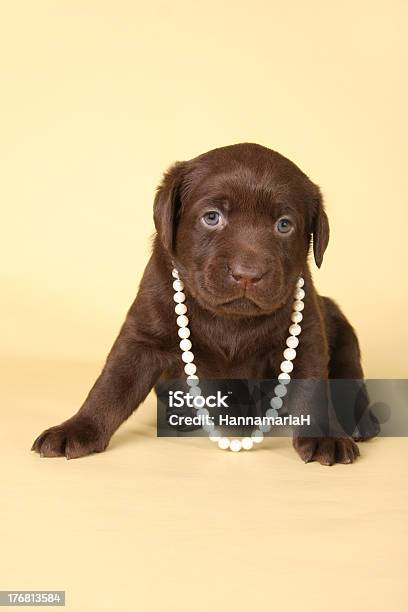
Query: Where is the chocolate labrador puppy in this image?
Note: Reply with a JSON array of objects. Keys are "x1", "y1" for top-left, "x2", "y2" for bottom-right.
[{"x1": 32, "y1": 143, "x2": 378, "y2": 464}]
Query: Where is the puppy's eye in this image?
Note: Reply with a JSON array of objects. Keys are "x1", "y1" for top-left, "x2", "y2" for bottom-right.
[
  {"x1": 275, "y1": 217, "x2": 293, "y2": 234},
  {"x1": 202, "y1": 211, "x2": 221, "y2": 226}
]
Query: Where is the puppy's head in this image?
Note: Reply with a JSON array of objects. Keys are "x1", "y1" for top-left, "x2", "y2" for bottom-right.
[{"x1": 154, "y1": 143, "x2": 329, "y2": 317}]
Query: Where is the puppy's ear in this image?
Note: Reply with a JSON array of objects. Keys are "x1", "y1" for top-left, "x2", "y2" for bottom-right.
[
  {"x1": 153, "y1": 161, "x2": 188, "y2": 253},
  {"x1": 311, "y1": 186, "x2": 330, "y2": 268}
]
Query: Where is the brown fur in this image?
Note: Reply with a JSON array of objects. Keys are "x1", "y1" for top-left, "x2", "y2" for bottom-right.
[{"x1": 32, "y1": 143, "x2": 378, "y2": 464}]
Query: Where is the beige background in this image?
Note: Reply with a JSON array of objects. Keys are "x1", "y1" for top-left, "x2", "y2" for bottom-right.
[{"x1": 1, "y1": 2, "x2": 407, "y2": 611}]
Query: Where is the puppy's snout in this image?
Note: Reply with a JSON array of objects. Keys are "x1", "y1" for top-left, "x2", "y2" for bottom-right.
[{"x1": 229, "y1": 263, "x2": 266, "y2": 287}]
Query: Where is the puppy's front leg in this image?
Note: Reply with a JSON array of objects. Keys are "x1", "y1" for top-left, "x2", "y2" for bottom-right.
[
  {"x1": 286, "y1": 334, "x2": 360, "y2": 466},
  {"x1": 32, "y1": 319, "x2": 173, "y2": 459},
  {"x1": 289, "y1": 376, "x2": 360, "y2": 465}
]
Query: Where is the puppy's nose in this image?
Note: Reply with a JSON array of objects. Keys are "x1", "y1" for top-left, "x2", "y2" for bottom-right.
[{"x1": 229, "y1": 264, "x2": 265, "y2": 287}]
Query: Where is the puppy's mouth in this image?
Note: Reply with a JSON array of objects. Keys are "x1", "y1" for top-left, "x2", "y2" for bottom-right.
[
  {"x1": 203, "y1": 289, "x2": 270, "y2": 316},
  {"x1": 189, "y1": 271, "x2": 286, "y2": 317},
  {"x1": 221, "y1": 296, "x2": 262, "y2": 313}
]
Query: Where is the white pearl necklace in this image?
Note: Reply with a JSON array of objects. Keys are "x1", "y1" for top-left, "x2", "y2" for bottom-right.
[{"x1": 172, "y1": 266, "x2": 305, "y2": 452}]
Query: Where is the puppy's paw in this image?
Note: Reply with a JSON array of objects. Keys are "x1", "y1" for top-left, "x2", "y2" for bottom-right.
[
  {"x1": 293, "y1": 436, "x2": 360, "y2": 466},
  {"x1": 31, "y1": 416, "x2": 108, "y2": 459}
]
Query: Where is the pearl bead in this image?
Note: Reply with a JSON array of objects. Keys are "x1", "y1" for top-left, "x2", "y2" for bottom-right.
[
  {"x1": 252, "y1": 430, "x2": 264, "y2": 443},
  {"x1": 260, "y1": 422, "x2": 271, "y2": 433},
  {"x1": 294, "y1": 288, "x2": 305, "y2": 300},
  {"x1": 266, "y1": 408, "x2": 278, "y2": 418},
  {"x1": 289, "y1": 323, "x2": 301, "y2": 336},
  {"x1": 173, "y1": 279, "x2": 184, "y2": 292},
  {"x1": 297, "y1": 277, "x2": 304, "y2": 288},
  {"x1": 182, "y1": 351, "x2": 194, "y2": 363},
  {"x1": 178, "y1": 327, "x2": 190, "y2": 339},
  {"x1": 175, "y1": 303, "x2": 187, "y2": 315},
  {"x1": 230, "y1": 439, "x2": 242, "y2": 452},
  {"x1": 196, "y1": 407, "x2": 209, "y2": 416},
  {"x1": 291, "y1": 311, "x2": 303, "y2": 323},
  {"x1": 218, "y1": 437, "x2": 230, "y2": 450},
  {"x1": 203, "y1": 421, "x2": 215, "y2": 432},
  {"x1": 286, "y1": 335, "x2": 299, "y2": 349},
  {"x1": 293, "y1": 300, "x2": 304, "y2": 312},
  {"x1": 283, "y1": 347, "x2": 296, "y2": 361},
  {"x1": 176, "y1": 314, "x2": 189, "y2": 328},
  {"x1": 186, "y1": 375, "x2": 199, "y2": 386},
  {"x1": 270, "y1": 396, "x2": 283, "y2": 409},
  {"x1": 280, "y1": 360, "x2": 294, "y2": 373},
  {"x1": 179, "y1": 338, "x2": 192, "y2": 351},
  {"x1": 189, "y1": 385, "x2": 201, "y2": 396},
  {"x1": 193, "y1": 395, "x2": 204, "y2": 408},
  {"x1": 184, "y1": 362, "x2": 197, "y2": 375},
  {"x1": 278, "y1": 372, "x2": 291, "y2": 384},
  {"x1": 172, "y1": 269, "x2": 179, "y2": 278},
  {"x1": 274, "y1": 384, "x2": 288, "y2": 397},
  {"x1": 209, "y1": 430, "x2": 221, "y2": 441},
  {"x1": 241, "y1": 437, "x2": 254, "y2": 450},
  {"x1": 173, "y1": 291, "x2": 186, "y2": 303}
]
